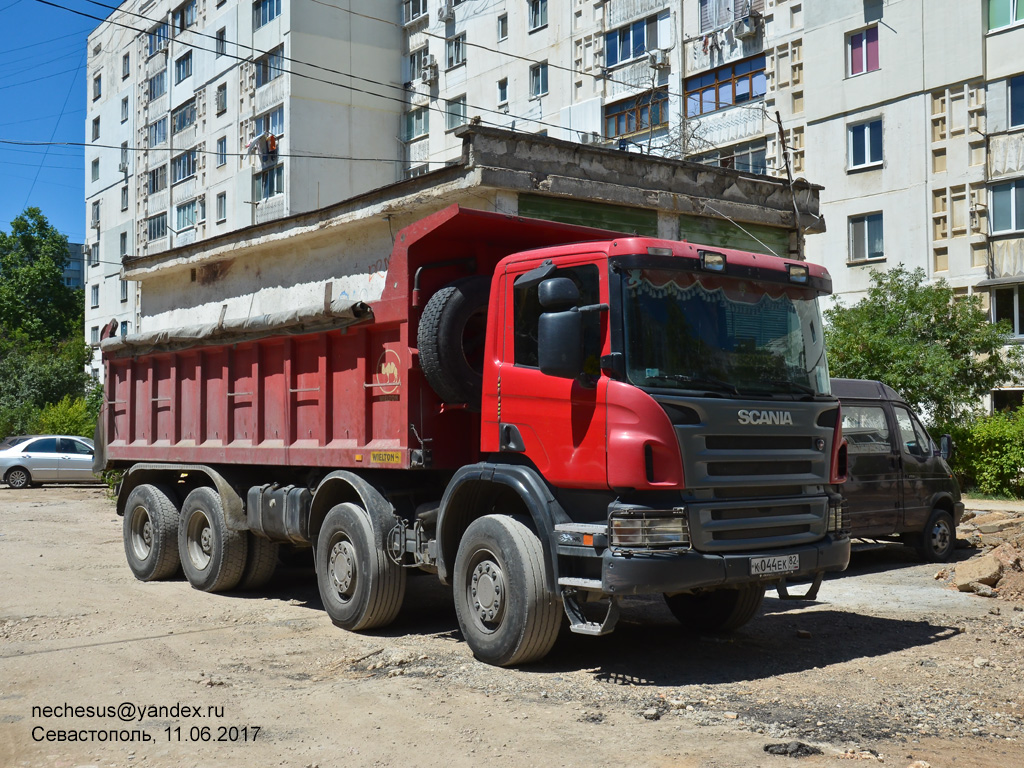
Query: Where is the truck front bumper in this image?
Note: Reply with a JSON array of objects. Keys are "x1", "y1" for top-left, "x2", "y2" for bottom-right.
[{"x1": 600, "y1": 534, "x2": 851, "y2": 596}]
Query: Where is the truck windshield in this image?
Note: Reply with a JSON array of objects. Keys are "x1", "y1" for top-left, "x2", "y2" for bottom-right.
[{"x1": 621, "y1": 268, "x2": 830, "y2": 397}]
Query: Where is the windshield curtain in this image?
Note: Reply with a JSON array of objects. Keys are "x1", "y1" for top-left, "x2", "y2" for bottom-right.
[{"x1": 622, "y1": 268, "x2": 830, "y2": 396}]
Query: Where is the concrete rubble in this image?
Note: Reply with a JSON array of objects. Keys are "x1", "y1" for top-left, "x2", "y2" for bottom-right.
[{"x1": 950, "y1": 504, "x2": 1024, "y2": 600}]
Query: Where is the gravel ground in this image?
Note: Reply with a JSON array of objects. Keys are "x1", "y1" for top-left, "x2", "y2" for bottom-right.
[{"x1": 1, "y1": 487, "x2": 1022, "y2": 768}]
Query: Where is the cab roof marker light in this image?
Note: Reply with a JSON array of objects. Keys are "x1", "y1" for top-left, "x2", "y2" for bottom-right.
[
  {"x1": 788, "y1": 263, "x2": 809, "y2": 284},
  {"x1": 646, "y1": 246, "x2": 673, "y2": 256},
  {"x1": 699, "y1": 250, "x2": 726, "y2": 272}
]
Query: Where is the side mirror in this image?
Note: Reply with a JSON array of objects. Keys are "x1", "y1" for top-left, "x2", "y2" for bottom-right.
[
  {"x1": 939, "y1": 434, "x2": 954, "y2": 462},
  {"x1": 538, "y1": 277, "x2": 579, "y2": 311},
  {"x1": 539, "y1": 309, "x2": 584, "y2": 380}
]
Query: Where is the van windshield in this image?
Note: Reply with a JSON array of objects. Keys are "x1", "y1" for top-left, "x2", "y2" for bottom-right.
[{"x1": 621, "y1": 268, "x2": 830, "y2": 397}]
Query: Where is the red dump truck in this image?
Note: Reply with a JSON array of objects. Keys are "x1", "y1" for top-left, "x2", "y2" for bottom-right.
[{"x1": 98, "y1": 205, "x2": 850, "y2": 666}]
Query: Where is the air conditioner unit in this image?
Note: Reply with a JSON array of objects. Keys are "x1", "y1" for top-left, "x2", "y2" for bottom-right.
[
  {"x1": 579, "y1": 132, "x2": 593, "y2": 145},
  {"x1": 733, "y1": 16, "x2": 758, "y2": 40},
  {"x1": 438, "y1": 2, "x2": 455, "y2": 22},
  {"x1": 419, "y1": 55, "x2": 438, "y2": 84},
  {"x1": 648, "y1": 49, "x2": 669, "y2": 69},
  {"x1": 118, "y1": 162, "x2": 129, "y2": 174}
]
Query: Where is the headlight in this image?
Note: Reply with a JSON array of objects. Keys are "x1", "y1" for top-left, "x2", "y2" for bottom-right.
[{"x1": 610, "y1": 508, "x2": 690, "y2": 548}]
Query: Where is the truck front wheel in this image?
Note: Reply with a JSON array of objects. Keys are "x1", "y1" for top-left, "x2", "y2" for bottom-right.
[
  {"x1": 178, "y1": 487, "x2": 248, "y2": 592},
  {"x1": 453, "y1": 515, "x2": 562, "y2": 667},
  {"x1": 123, "y1": 483, "x2": 180, "y2": 581},
  {"x1": 315, "y1": 502, "x2": 406, "y2": 631},
  {"x1": 664, "y1": 583, "x2": 766, "y2": 633}
]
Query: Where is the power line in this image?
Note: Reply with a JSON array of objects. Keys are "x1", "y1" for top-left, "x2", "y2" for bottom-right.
[
  {"x1": 0, "y1": 65, "x2": 82, "y2": 91},
  {"x1": 0, "y1": 108, "x2": 86, "y2": 128},
  {"x1": 0, "y1": 27, "x2": 93, "y2": 59}
]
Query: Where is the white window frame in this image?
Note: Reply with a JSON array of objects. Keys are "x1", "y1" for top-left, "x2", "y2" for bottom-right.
[
  {"x1": 148, "y1": 23, "x2": 168, "y2": 57},
  {"x1": 253, "y1": 0, "x2": 282, "y2": 30},
  {"x1": 148, "y1": 165, "x2": 167, "y2": 194},
  {"x1": 216, "y1": 82, "x2": 228, "y2": 114},
  {"x1": 446, "y1": 33, "x2": 466, "y2": 69},
  {"x1": 171, "y1": 148, "x2": 197, "y2": 184},
  {"x1": 174, "y1": 51, "x2": 192, "y2": 84},
  {"x1": 176, "y1": 199, "x2": 197, "y2": 231},
  {"x1": 254, "y1": 163, "x2": 284, "y2": 199},
  {"x1": 91, "y1": 158, "x2": 99, "y2": 181},
  {"x1": 216, "y1": 192, "x2": 227, "y2": 222},
  {"x1": 992, "y1": 179, "x2": 1024, "y2": 234},
  {"x1": 216, "y1": 28, "x2": 226, "y2": 57},
  {"x1": 120, "y1": 186, "x2": 128, "y2": 211},
  {"x1": 120, "y1": 278, "x2": 129, "y2": 302},
  {"x1": 847, "y1": 118, "x2": 883, "y2": 170},
  {"x1": 255, "y1": 105, "x2": 284, "y2": 136},
  {"x1": 528, "y1": 0, "x2": 548, "y2": 31},
  {"x1": 121, "y1": 96, "x2": 129, "y2": 123},
  {"x1": 92, "y1": 74, "x2": 101, "y2": 100},
  {"x1": 992, "y1": 284, "x2": 1024, "y2": 335},
  {"x1": 216, "y1": 137, "x2": 227, "y2": 167},
  {"x1": 445, "y1": 95, "x2": 467, "y2": 130},
  {"x1": 171, "y1": 99, "x2": 196, "y2": 134},
  {"x1": 405, "y1": 106, "x2": 429, "y2": 140},
  {"x1": 849, "y1": 212, "x2": 885, "y2": 263},
  {"x1": 147, "y1": 117, "x2": 168, "y2": 146},
  {"x1": 122, "y1": 52, "x2": 130, "y2": 79},
  {"x1": 1011, "y1": 74, "x2": 1024, "y2": 129},
  {"x1": 147, "y1": 213, "x2": 167, "y2": 241},
  {"x1": 402, "y1": 0, "x2": 426, "y2": 25},
  {"x1": 92, "y1": 117, "x2": 100, "y2": 141},
  {"x1": 256, "y1": 46, "x2": 284, "y2": 87},
  {"x1": 147, "y1": 70, "x2": 166, "y2": 101},
  {"x1": 529, "y1": 63, "x2": 548, "y2": 98},
  {"x1": 497, "y1": 78, "x2": 508, "y2": 105},
  {"x1": 497, "y1": 14, "x2": 508, "y2": 41},
  {"x1": 90, "y1": 284, "x2": 100, "y2": 308}
]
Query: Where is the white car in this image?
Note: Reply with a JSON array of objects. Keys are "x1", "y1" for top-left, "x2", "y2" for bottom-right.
[{"x1": 0, "y1": 435, "x2": 97, "y2": 488}]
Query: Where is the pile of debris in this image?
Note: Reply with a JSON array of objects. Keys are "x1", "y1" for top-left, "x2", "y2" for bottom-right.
[{"x1": 952, "y1": 508, "x2": 1024, "y2": 599}]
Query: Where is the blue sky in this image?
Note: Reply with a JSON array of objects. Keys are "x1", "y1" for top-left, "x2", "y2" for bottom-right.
[{"x1": 0, "y1": 0, "x2": 101, "y2": 245}]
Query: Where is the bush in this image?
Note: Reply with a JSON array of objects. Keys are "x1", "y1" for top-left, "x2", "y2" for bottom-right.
[
  {"x1": 31, "y1": 395, "x2": 94, "y2": 438},
  {"x1": 936, "y1": 410, "x2": 1024, "y2": 497}
]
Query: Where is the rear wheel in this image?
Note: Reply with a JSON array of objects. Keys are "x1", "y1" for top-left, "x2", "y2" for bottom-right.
[
  {"x1": 315, "y1": 502, "x2": 406, "y2": 631},
  {"x1": 123, "y1": 484, "x2": 180, "y2": 581},
  {"x1": 453, "y1": 515, "x2": 562, "y2": 667},
  {"x1": 5, "y1": 467, "x2": 31, "y2": 489},
  {"x1": 238, "y1": 534, "x2": 280, "y2": 590},
  {"x1": 664, "y1": 583, "x2": 766, "y2": 633},
  {"x1": 912, "y1": 508, "x2": 955, "y2": 562},
  {"x1": 178, "y1": 487, "x2": 248, "y2": 592}
]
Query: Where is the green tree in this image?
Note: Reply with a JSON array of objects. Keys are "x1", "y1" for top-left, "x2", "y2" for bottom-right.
[{"x1": 824, "y1": 265, "x2": 1024, "y2": 424}]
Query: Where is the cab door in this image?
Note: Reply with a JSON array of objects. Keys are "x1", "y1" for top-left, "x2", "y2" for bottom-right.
[
  {"x1": 495, "y1": 261, "x2": 609, "y2": 489},
  {"x1": 841, "y1": 402, "x2": 901, "y2": 536},
  {"x1": 893, "y1": 404, "x2": 934, "y2": 532}
]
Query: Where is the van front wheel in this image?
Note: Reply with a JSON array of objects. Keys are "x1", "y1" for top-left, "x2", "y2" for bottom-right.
[{"x1": 913, "y1": 508, "x2": 955, "y2": 563}]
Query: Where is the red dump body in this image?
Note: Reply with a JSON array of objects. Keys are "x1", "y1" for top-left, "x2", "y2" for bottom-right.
[{"x1": 103, "y1": 206, "x2": 619, "y2": 472}]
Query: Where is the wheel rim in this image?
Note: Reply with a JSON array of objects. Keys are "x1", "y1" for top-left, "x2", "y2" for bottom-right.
[
  {"x1": 930, "y1": 517, "x2": 952, "y2": 555},
  {"x1": 466, "y1": 549, "x2": 506, "y2": 634},
  {"x1": 328, "y1": 538, "x2": 357, "y2": 602},
  {"x1": 185, "y1": 509, "x2": 213, "y2": 571},
  {"x1": 129, "y1": 505, "x2": 153, "y2": 561},
  {"x1": 9, "y1": 469, "x2": 27, "y2": 488}
]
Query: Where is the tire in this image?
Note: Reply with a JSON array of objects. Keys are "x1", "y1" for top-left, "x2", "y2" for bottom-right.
[
  {"x1": 178, "y1": 487, "x2": 248, "y2": 592},
  {"x1": 453, "y1": 515, "x2": 562, "y2": 667},
  {"x1": 913, "y1": 508, "x2": 955, "y2": 563},
  {"x1": 664, "y1": 583, "x2": 766, "y2": 633},
  {"x1": 315, "y1": 502, "x2": 406, "y2": 631},
  {"x1": 122, "y1": 483, "x2": 180, "y2": 581},
  {"x1": 5, "y1": 467, "x2": 31, "y2": 489},
  {"x1": 417, "y1": 275, "x2": 490, "y2": 406},
  {"x1": 237, "y1": 534, "x2": 280, "y2": 590}
]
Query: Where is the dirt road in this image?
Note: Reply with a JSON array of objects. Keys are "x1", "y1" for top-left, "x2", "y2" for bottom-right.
[{"x1": 1, "y1": 487, "x2": 1021, "y2": 768}]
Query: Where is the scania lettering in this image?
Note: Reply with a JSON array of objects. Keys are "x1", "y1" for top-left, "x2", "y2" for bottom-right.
[{"x1": 97, "y1": 205, "x2": 850, "y2": 667}]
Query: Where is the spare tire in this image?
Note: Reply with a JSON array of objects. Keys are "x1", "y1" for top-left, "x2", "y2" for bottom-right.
[{"x1": 418, "y1": 275, "x2": 490, "y2": 407}]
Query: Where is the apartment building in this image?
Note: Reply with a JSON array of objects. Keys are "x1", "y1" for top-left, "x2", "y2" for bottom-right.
[{"x1": 84, "y1": 0, "x2": 403, "y2": 377}]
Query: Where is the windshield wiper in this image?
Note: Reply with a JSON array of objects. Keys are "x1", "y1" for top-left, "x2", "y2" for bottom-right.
[
  {"x1": 756, "y1": 379, "x2": 818, "y2": 398},
  {"x1": 646, "y1": 374, "x2": 739, "y2": 395}
]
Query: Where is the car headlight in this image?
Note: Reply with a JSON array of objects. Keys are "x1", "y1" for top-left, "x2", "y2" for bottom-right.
[{"x1": 610, "y1": 508, "x2": 690, "y2": 549}]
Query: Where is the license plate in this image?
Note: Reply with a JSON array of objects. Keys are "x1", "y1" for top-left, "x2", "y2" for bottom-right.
[{"x1": 749, "y1": 554, "x2": 800, "y2": 577}]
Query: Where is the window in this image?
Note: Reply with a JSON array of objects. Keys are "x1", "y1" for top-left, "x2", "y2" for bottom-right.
[
  {"x1": 148, "y1": 23, "x2": 168, "y2": 56},
  {"x1": 171, "y1": 99, "x2": 196, "y2": 134},
  {"x1": 529, "y1": 63, "x2": 548, "y2": 97},
  {"x1": 894, "y1": 406, "x2": 933, "y2": 459},
  {"x1": 403, "y1": 0, "x2": 426, "y2": 24},
  {"x1": 405, "y1": 106, "x2": 429, "y2": 140},
  {"x1": 122, "y1": 52, "x2": 130, "y2": 79},
  {"x1": 147, "y1": 213, "x2": 167, "y2": 241},
  {"x1": 176, "y1": 199, "x2": 197, "y2": 231},
  {"x1": 172, "y1": 0, "x2": 196, "y2": 36},
  {"x1": 528, "y1": 0, "x2": 547, "y2": 31},
  {"x1": 215, "y1": 82, "x2": 228, "y2": 114},
  {"x1": 120, "y1": 186, "x2": 128, "y2": 211},
  {"x1": 255, "y1": 105, "x2": 284, "y2": 136},
  {"x1": 254, "y1": 0, "x2": 282, "y2": 29},
  {"x1": 848, "y1": 119, "x2": 882, "y2": 169},
  {"x1": 147, "y1": 117, "x2": 167, "y2": 146},
  {"x1": 216, "y1": 192, "x2": 227, "y2": 221},
  {"x1": 445, "y1": 95, "x2": 467, "y2": 130},
  {"x1": 147, "y1": 70, "x2": 166, "y2": 100},
  {"x1": 685, "y1": 56, "x2": 766, "y2": 116},
  {"x1": 497, "y1": 78, "x2": 508, "y2": 105},
  {"x1": 409, "y1": 47, "x2": 428, "y2": 81},
  {"x1": 700, "y1": 0, "x2": 765, "y2": 32},
  {"x1": 216, "y1": 137, "x2": 227, "y2": 166},
  {"x1": 605, "y1": 11, "x2": 669, "y2": 67},
  {"x1": 848, "y1": 26, "x2": 879, "y2": 76},
  {"x1": 90, "y1": 284, "x2": 99, "y2": 308},
  {"x1": 446, "y1": 33, "x2": 466, "y2": 69},
  {"x1": 148, "y1": 165, "x2": 167, "y2": 193},
  {"x1": 256, "y1": 46, "x2": 284, "y2": 87},
  {"x1": 91, "y1": 159, "x2": 99, "y2": 181},
  {"x1": 91, "y1": 326, "x2": 100, "y2": 345},
  {"x1": 692, "y1": 139, "x2": 767, "y2": 174},
  {"x1": 171, "y1": 149, "x2": 197, "y2": 183},
  {"x1": 92, "y1": 74, "x2": 101, "y2": 100},
  {"x1": 254, "y1": 163, "x2": 284, "y2": 199},
  {"x1": 604, "y1": 88, "x2": 669, "y2": 138},
  {"x1": 120, "y1": 321, "x2": 129, "y2": 337},
  {"x1": 992, "y1": 179, "x2": 1024, "y2": 233},
  {"x1": 497, "y1": 13, "x2": 508, "y2": 40},
  {"x1": 175, "y1": 51, "x2": 192, "y2": 83},
  {"x1": 841, "y1": 405, "x2": 892, "y2": 455},
  {"x1": 121, "y1": 96, "x2": 129, "y2": 123},
  {"x1": 993, "y1": 284, "x2": 1024, "y2": 335},
  {"x1": 92, "y1": 117, "x2": 100, "y2": 141},
  {"x1": 514, "y1": 264, "x2": 600, "y2": 368},
  {"x1": 849, "y1": 213, "x2": 884, "y2": 263},
  {"x1": 119, "y1": 232, "x2": 128, "y2": 258},
  {"x1": 1011, "y1": 74, "x2": 1024, "y2": 128},
  {"x1": 216, "y1": 28, "x2": 226, "y2": 57},
  {"x1": 988, "y1": 0, "x2": 1024, "y2": 31}
]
